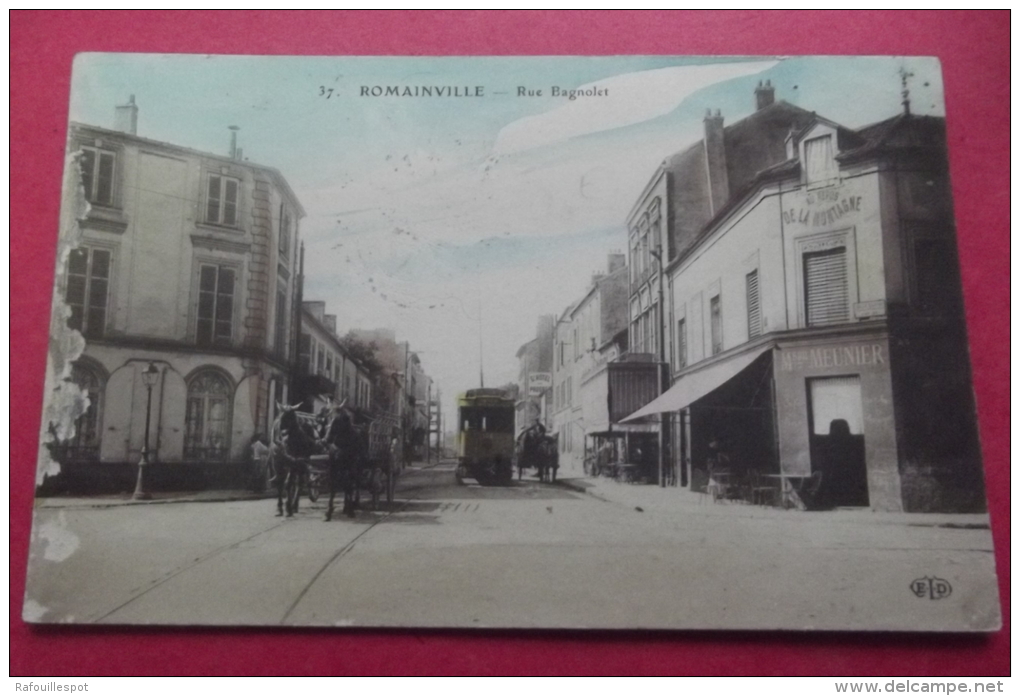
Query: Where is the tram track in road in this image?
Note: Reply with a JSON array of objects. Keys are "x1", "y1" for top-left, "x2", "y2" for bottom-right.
[
  {"x1": 94, "y1": 516, "x2": 291, "y2": 624},
  {"x1": 94, "y1": 468, "x2": 443, "y2": 624},
  {"x1": 278, "y1": 465, "x2": 439, "y2": 625}
]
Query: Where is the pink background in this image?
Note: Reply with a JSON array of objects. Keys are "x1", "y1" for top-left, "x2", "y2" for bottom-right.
[{"x1": 10, "y1": 11, "x2": 1009, "y2": 676}]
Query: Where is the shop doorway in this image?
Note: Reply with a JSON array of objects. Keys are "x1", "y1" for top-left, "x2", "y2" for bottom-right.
[{"x1": 808, "y1": 376, "x2": 868, "y2": 507}]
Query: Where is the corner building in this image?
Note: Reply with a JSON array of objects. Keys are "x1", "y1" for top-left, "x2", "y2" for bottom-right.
[
  {"x1": 625, "y1": 83, "x2": 983, "y2": 512},
  {"x1": 50, "y1": 100, "x2": 305, "y2": 491}
]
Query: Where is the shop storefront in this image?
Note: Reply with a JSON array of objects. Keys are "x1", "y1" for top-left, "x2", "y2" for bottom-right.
[{"x1": 773, "y1": 326, "x2": 898, "y2": 510}]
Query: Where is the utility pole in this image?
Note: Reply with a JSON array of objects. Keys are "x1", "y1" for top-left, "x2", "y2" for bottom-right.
[
  {"x1": 478, "y1": 300, "x2": 485, "y2": 388},
  {"x1": 400, "y1": 341, "x2": 409, "y2": 469},
  {"x1": 436, "y1": 387, "x2": 442, "y2": 458},
  {"x1": 651, "y1": 246, "x2": 670, "y2": 488},
  {"x1": 426, "y1": 380, "x2": 432, "y2": 465}
]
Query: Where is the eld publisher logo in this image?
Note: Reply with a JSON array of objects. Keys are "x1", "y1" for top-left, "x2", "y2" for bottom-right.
[{"x1": 910, "y1": 576, "x2": 952, "y2": 600}]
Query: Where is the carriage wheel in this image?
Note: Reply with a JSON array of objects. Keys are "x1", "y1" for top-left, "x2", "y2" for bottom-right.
[
  {"x1": 386, "y1": 469, "x2": 395, "y2": 504},
  {"x1": 286, "y1": 472, "x2": 301, "y2": 516},
  {"x1": 497, "y1": 458, "x2": 512, "y2": 485},
  {"x1": 307, "y1": 473, "x2": 320, "y2": 503},
  {"x1": 370, "y1": 467, "x2": 383, "y2": 510}
]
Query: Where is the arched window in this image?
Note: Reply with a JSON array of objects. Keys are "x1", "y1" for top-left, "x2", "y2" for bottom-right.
[
  {"x1": 184, "y1": 370, "x2": 232, "y2": 461},
  {"x1": 59, "y1": 362, "x2": 104, "y2": 461}
]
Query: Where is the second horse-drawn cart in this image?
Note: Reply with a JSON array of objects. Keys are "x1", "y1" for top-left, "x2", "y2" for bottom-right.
[{"x1": 298, "y1": 409, "x2": 401, "y2": 510}]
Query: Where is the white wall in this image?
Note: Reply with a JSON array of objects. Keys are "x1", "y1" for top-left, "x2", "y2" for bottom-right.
[{"x1": 666, "y1": 166, "x2": 886, "y2": 370}]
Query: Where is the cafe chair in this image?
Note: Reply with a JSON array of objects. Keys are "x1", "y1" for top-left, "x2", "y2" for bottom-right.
[
  {"x1": 706, "y1": 463, "x2": 732, "y2": 504},
  {"x1": 748, "y1": 470, "x2": 779, "y2": 507}
]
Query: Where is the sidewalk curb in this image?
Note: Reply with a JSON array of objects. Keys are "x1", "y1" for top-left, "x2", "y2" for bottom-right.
[
  {"x1": 37, "y1": 491, "x2": 273, "y2": 509},
  {"x1": 552, "y1": 477, "x2": 990, "y2": 530},
  {"x1": 553, "y1": 477, "x2": 613, "y2": 503},
  {"x1": 38, "y1": 461, "x2": 449, "y2": 510}
]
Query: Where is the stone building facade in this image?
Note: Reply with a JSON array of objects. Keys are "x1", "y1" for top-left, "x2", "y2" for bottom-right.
[
  {"x1": 624, "y1": 83, "x2": 984, "y2": 512},
  {"x1": 297, "y1": 301, "x2": 372, "y2": 414},
  {"x1": 514, "y1": 314, "x2": 555, "y2": 436},
  {"x1": 46, "y1": 100, "x2": 304, "y2": 492}
]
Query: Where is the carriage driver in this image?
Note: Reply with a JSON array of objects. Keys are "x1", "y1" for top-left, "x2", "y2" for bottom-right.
[
  {"x1": 521, "y1": 418, "x2": 546, "y2": 457},
  {"x1": 525, "y1": 418, "x2": 546, "y2": 440}
]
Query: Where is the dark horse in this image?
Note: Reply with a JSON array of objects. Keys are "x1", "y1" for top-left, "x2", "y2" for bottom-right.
[
  {"x1": 535, "y1": 435, "x2": 559, "y2": 483},
  {"x1": 270, "y1": 404, "x2": 321, "y2": 517},
  {"x1": 320, "y1": 401, "x2": 364, "y2": 521}
]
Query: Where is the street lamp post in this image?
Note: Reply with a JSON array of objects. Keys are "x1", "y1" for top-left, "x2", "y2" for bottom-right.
[{"x1": 133, "y1": 361, "x2": 160, "y2": 501}]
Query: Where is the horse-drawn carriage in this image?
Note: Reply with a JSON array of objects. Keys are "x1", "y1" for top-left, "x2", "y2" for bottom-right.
[
  {"x1": 270, "y1": 403, "x2": 399, "y2": 520},
  {"x1": 516, "y1": 431, "x2": 559, "y2": 482}
]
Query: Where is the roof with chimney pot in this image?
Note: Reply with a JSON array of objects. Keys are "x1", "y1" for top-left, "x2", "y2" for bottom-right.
[
  {"x1": 659, "y1": 108, "x2": 947, "y2": 275},
  {"x1": 69, "y1": 121, "x2": 306, "y2": 217},
  {"x1": 652, "y1": 100, "x2": 821, "y2": 264},
  {"x1": 664, "y1": 100, "x2": 819, "y2": 201}
]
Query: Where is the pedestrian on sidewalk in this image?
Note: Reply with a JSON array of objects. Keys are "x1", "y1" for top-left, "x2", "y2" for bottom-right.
[{"x1": 250, "y1": 433, "x2": 270, "y2": 492}]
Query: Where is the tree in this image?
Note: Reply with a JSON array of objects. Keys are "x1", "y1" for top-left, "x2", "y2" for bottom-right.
[{"x1": 338, "y1": 332, "x2": 384, "y2": 376}]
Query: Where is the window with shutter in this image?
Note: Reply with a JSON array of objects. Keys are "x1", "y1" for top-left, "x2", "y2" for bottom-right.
[
  {"x1": 804, "y1": 247, "x2": 849, "y2": 326},
  {"x1": 676, "y1": 318, "x2": 687, "y2": 369},
  {"x1": 196, "y1": 264, "x2": 235, "y2": 346},
  {"x1": 274, "y1": 288, "x2": 288, "y2": 356},
  {"x1": 298, "y1": 332, "x2": 311, "y2": 373},
  {"x1": 710, "y1": 294, "x2": 722, "y2": 355},
  {"x1": 279, "y1": 204, "x2": 291, "y2": 258},
  {"x1": 746, "y1": 269, "x2": 761, "y2": 338},
  {"x1": 80, "y1": 147, "x2": 116, "y2": 205},
  {"x1": 205, "y1": 174, "x2": 241, "y2": 226},
  {"x1": 66, "y1": 247, "x2": 111, "y2": 338},
  {"x1": 805, "y1": 135, "x2": 838, "y2": 186}
]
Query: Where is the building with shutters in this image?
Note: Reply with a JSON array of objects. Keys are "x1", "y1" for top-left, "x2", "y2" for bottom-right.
[
  {"x1": 45, "y1": 97, "x2": 305, "y2": 492},
  {"x1": 622, "y1": 82, "x2": 984, "y2": 513},
  {"x1": 550, "y1": 253, "x2": 661, "y2": 475},
  {"x1": 297, "y1": 301, "x2": 373, "y2": 415},
  {"x1": 514, "y1": 315, "x2": 555, "y2": 437}
]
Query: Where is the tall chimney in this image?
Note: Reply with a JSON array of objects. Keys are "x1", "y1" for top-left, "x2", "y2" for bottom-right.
[
  {"x1": 755, "y1": 80, "x2": 775, "y2": 111},
  {"x1": 703, "y1": 109, "x2": 730, "y2": 215},
  {"x1": 228, "y1": 125, "x2": 240, "y2": 159},
  {"x1": 114, "y1": 95, "x2": 138, "y2": 135},
  {"x1": 607, "y1": 252, "x2": 626, "y2": 274}
]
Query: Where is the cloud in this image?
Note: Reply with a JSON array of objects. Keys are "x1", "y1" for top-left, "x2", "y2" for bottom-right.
[
  {"x1": 298, "y1": 59, "x2": 782, "y2": 412},
  {"x1": 491, "y1": 60, "x2": 779, "y2": 156}
]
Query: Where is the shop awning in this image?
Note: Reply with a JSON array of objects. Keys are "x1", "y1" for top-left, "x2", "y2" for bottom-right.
[{"x1": 620, "y1": 345, "x2": 772, "y2": 422}]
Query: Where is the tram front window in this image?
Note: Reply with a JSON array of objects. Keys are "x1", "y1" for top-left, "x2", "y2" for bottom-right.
[{"x1": 460, "y1": 407, "x2": 514, "y2": 433}]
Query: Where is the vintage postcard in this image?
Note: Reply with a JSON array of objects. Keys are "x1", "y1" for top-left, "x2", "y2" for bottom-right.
[{"x1": 24, "y1": 54, "x2": 1000, "y2": 630}]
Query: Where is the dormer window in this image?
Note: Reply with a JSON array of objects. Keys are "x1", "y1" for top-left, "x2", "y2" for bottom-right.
[{"x1": 804, "y1": 135, "x2": 839, "y2": 187}]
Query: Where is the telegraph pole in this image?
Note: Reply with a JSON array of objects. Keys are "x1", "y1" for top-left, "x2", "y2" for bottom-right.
[
  {"x1": 651, "y1": 246, "x2": 670, "y2": 487},
  {"x1": 478, "y1": 299, "x2": 485, "y2": 388}
]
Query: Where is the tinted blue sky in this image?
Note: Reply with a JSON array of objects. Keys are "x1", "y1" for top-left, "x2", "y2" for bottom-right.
[{"x1": 69, "y1": 54, "x2": 945, "y2": 417}]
